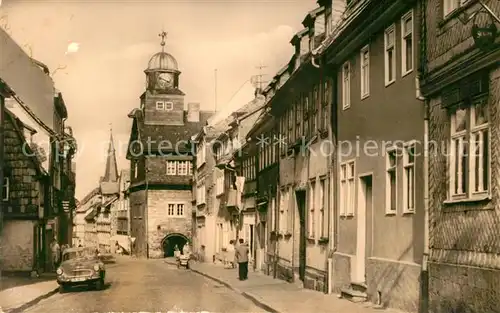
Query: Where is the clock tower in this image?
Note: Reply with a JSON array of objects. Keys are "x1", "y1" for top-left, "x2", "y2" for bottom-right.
[{"x1": 143, "y1": 31, "x2": 185, "y2": 126}]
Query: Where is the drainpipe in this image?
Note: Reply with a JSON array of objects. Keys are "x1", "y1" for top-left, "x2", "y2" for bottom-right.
[
  {"x1": 145, "y1": 162, "x2": 149, "y2": 259},
  {"x1": 0, "y1": 92, "x2": 5, "y2": 279},
  {"x1": 417, "y1": 75, "x2": 429, "y2": 313}
]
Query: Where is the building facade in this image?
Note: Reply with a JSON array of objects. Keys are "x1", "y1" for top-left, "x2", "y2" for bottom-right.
[
  {"x1": 0, "y1": 108, "x2": 50, "y2": 273},
  {"x1": 321, "y1": 0, "x2": 425, "y2": 311},
  {"x1": 1, "y1": 75, "x2": 76, "y2": 274},
  {"x1": 72, "y1": 187, "x2": 100, "y2": 247},
  {"x1": 127, "y1": 34, "x2": 213, "y2": 258},
  {"x1": 112, "y1": 169, "x2": 131, "y2": 253},
  {"x1": 420, "y1": 0, "x2": 500, "y2": 312},
  {"x1": 192, "y1": 121, "x2": 227, "y2": 262}
]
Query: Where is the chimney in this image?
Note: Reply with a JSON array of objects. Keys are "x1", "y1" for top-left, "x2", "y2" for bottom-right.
[{"x1": 187, "y1": 102, "x2": 200, "y2": 122}]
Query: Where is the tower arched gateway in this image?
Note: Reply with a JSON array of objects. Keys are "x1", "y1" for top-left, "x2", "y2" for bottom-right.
[
  {"x1": 161, "y1": 233, "x2": 189, "y2": 257},
  {"x1": 126, "y1": 31, "x2": 214, "y2": 258}
]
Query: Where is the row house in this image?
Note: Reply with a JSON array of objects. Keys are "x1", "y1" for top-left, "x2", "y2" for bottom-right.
[
  {"x1": 244, "y1": 1, "x2": 339, "y2": 293},
  {"x1": 96, "y1": 130, "x2": 120, "y2": 253},
  {"x1": 72, "y1": 187, "x2": 100, "y2": 247},
  {"x1": 1, "y1": 68, "x2": 77, "y2": 274},
  {"x1": 113, "y1": 169, "x2": 131, "y2": 253},
  {"x1": 192, "y1": 95, "x2": 263, "y2": 264},
  {"x1": 321, "y1": 0, "x2": 426, "y2": 311},
  {"x1": 420, "y1": 0, "x2": 500, "y2": 312},
  {"x1": 52, "y1": 90, "x2": 77, "y2": 248},
  {"x1": 192, "y1": 120, "x2": 229, "y2": 262},
  {"x1": 212, "y1": 95, "x2": 265, "y2": 265}
]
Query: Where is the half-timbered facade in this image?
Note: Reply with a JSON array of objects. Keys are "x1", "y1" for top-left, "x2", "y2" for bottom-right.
[{"x1": 420, "y1": 0, "x2": 500, "y2": 311}]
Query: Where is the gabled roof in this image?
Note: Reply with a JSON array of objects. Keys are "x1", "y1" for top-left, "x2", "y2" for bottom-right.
[{"x1": 302, "y1": 6, "x2": 325, "y2": 27}]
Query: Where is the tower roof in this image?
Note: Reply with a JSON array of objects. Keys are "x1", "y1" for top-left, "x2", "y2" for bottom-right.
[
  {"x1": 146, "y1": 31, "x2": 179, "y2": 72},
  {"x1": 102, "y1": 126, "x2": 119, "y2": 183}
]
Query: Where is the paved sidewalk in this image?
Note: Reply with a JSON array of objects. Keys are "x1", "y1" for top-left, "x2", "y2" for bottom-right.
[
  {"x1": 0, "y1": 280, "x2": 58, "y2": 313},
  {"x1": 171, "y1": 259, "x2": 406, "y2": 313}
]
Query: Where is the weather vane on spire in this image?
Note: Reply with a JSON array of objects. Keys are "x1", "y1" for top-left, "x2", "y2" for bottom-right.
[
  {"x1": 159, "y1": 31, "x2": 168, "y2": 52},
  {"x1": 109, "y1": 123, "x2": 113, "y2": 134}
]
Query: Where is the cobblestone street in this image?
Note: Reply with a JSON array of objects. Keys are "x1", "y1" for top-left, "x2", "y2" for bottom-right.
[{"x1": 20, "y1": 257, "x2": 265, "y2": 313}]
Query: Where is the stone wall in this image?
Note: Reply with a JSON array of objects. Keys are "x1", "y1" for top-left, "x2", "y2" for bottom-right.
[
  {"x1": 147, "y1": 189, "x2": 192, "y2": 258},
  {"x1": 429, "y1": 261, "x2": 500, "y2": 313},
  {"x1": 366, "y1": 258, "x2": 420, "y2": 313},
  {"x1": 1, "y1": 220, "x2": 35, "y2": 271},
  {"x1": 332, "y1": 252, "x2": 351, "y2": 293}
]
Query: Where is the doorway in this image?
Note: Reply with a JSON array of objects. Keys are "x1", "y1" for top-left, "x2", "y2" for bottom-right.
[
  {"x1": 354, "y1": 174, "x2": 372, "y2": 283},
  {"x1": 256, "y1": 221, "x2": 266, "y2": 271},
  {"x1": 296, "y1": 190, "x2": 306, "y2": 281},
  {"x1": 162, "y1": 233, "x2": 188, "y2": 257}
]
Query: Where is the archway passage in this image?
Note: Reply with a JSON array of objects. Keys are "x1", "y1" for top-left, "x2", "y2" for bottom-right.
[{"x1": 162, "y1": 233, "x2": 188, "y2": 257}]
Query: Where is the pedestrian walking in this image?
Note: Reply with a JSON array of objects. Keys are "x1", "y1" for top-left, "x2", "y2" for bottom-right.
[
  {"x1": 50, "y1": 238, "x2": 61, "y2": 271},
  {"x1": 235, "y1": 238, "x2": 249, "y2": 280},
  {"x1": 225, "y1": 240, "x2": 235, "y2": 269}
]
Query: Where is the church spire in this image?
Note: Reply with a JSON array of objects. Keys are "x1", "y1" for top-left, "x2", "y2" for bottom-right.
[{"x1": 102, "y1": 124, "x2": 119, "y2": 183}]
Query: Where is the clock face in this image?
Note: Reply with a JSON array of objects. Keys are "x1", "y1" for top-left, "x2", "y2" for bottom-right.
[{"x1": 158, "y1": 73, "x2": 173, "y2": 89}]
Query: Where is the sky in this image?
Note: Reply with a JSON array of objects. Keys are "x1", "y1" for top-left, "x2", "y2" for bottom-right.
[{"x1": 0, "y1": 0, "x2": 317, "y2": 200}]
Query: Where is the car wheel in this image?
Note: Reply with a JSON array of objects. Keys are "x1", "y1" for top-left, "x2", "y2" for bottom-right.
[
  {"x1": 59, "y1": 284, "x2": 67, "y2": 293},
  {"x1": 95, "y1": 278, "x2": 104, "y2": 290}
]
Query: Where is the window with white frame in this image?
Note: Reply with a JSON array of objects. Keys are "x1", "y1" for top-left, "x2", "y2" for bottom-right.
[
  {"x1": 449, "y1": 100, "x2": 490, "y2": 200},
  {"x1": 197, "y1": 184, "x2": 206, "y2": 204},
  {"x1": 177, "y1": 161, "x2": 189, "y2": 175},
  {"x1": 216, "y1": 172, "x2": 224, "y2": 196},
  {"x1": 165, "y1": 101, "x2": 173, "y2": 111},
  {"x1": 401, "y1": 11, "x2": 414, "y2": 75},
  {"x1": 188, "y1": 162, "x2": 193, "y2": 176},
  {"x1": 156, "y1": 101, "x2": 165, "y2": 110},
  {"x1": 386, "y1": 149, "x2": 398, "y2": 213},
  {"x1": 403, "y1": 143, "x2": 416, "y2": 213},
  {"x1": 319, "y1": 179, "x2": 326, "y2": 238},
  {"x1": 340, "y1": 161, "x2": 355, "y2": 216},
  {"x1": 134, "y1": 161, "x2": 138, "y2": 179},
  {"x1": 342, "y1": 62, "x2": 351, "y2": 109},
  {"x1": 167, "y1": 204, "x2": 175, "y2": 216},
  {"x1": 308, "y1": 181, "x2": 315, "y2": 238},
  {"x1": 2, "y1": 177, "x2": 9, "y2": 201},
  {"x1": 443, "y1": 0, "x2": 470, "y2": 17},
  {"x1": 166, "y1": 161, "x2": 177, "y2": 175},
  {"x1": 176, "y1": 204, "x2": 184, "y2": 216},
  {"x1": 384, "y1": 25, "x2": 396, "y2": 86},
  {"x1": 197, "y1": 140, "x2": 206, "y2": 169},
  {"x1": 360, "y1": 45, "x2": 370, "y2": 98}
]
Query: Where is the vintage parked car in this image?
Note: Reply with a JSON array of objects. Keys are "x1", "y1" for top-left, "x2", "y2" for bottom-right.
[{"x1": 56, "y1": 247, "x2": 106, "y2": 292}]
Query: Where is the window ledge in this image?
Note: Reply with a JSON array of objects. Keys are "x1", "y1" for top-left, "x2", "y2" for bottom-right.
[
  {"x1": 402, "y1": 210, "x2": 415, "y2": 215},
  {"x1": 385, "y1": 211, "x2": 396, "y2": 216},
  {"x1": 342, "y1": 105, "x2": 351, "y2": 111},
  {"x1": 306, "y1": 237, "x2": 316, "y2": 243},
  {"x1": 443, "y1": 194, "x2": 491, "y2": 205},
  {"x1": 385, "y1": 80, "x2": 395, "y2": 88},
  {"x1": 402, "y1": 69, "x2": 413, "y2": 78},
  {"x1": 361, "y1": 94, "x2": 369, "y2": 100}
]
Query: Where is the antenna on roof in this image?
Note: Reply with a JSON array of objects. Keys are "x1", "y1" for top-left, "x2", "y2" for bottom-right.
[{"x1": 252, "y1": 62, "x2": 268, "y2": 96}]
